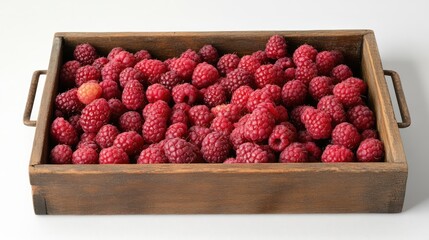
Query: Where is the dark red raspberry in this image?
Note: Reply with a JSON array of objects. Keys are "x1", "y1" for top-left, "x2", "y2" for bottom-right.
[
  {"x1": 333, "y1": 81, "x2": 362, "y2": 108},
  {"x1": 238, "y1": 55, "x2": 261, "y2": 74},
  {"x1": 231, "y1": 85, "x2": 253, "y2": 106},
  {"x1": 74, "y1": 43, "x2": 97, "y2": 65},
  {"x1": 275, "y1": 106, "x2": 289, "y2": 123},
  {"x1": 221, "y1": 68, "x2": 253, "y2": 94},
  {"x1": 60, "y1": 60, "x2": 81, "y2": 88},
  {"x1": 331, "y1": 64, "x2": 353, "y2": 83},
  {"x1": 331, "y1": 50, "x2": 344, "y2": 64},
  {"x1": 146, "y1": 83, "x2": 171, "y2": 103},
  {"x1": 172, "y1": 83, "x2": 200, "y2": 105},
  {"x1": 268, "y1": 124, "x2": 296, "y2": 152},
  {"x1": 357, "y1": 138, "x2": 384, "y2": 162},
  {"x1": 76, "y1": 137, "x2": 99, "y2": 152},
  {"x1": 279, "y1": 142, "x2": 308, "y2": 163},
  {"x1": 163, "y1": 138, "x2": 200, "y2": 163},
  {"x1": 50, "y1": 144, "x2": 73, "y2": 164},
  {"x1": 113, "y1": 131, "x2": 144, "y2": 156},
  {"x1": 80, "y1": 132, "x2": 96, "y2": 142},
  {"x1": 68, "y1": 114, "x2": 82, "y2": 134},
  {"x1": 122, "y1": 80, "x2": 146, "y2": 110},
  {"x1": 229, "y1": 126, "x2": 247, "y2": 149},
  {"x1": 246, "y1": 89, "x2": 274, "y2": 112},
  {"x1": 343, "y1": 77, "x2": 367, "y2": 94},
  {"x1": 134, "y1": 50, "x2": 152, "y2": 62},
  {"x1": 223, "y1": 158, "x2": 238, "y2": 164},
  {"x1": 107, "y1": 47, "x2": 125, "y2": 60},
  {"x1": 164, "y1": 57, "x2": 177, "y2": 68},
  {"x1": 134, "y1": 59, "x2": 167, "y2": 84},
  {"x1": 281, "y1": 121, "x2": 298, "y2": 135},
  {"x1": 252, "y1": 50, "x2": 268, "y2": 64},
  {"x1": 316, "y1": 51, "x2": 337, "y2": 76},
  {"x1": 50, "y1": 117, "x2": 78, "y2": 145},
  {"x1": 137, "y1": 144, "x2": 168, "y2": 164},
  {"x1": 188, "y1": 126, "x2": 212, "y2": 148},
  {"x1": 361, "y1": 129, "x2": 378, "y2": 140},
  {"x1": 347, "y1": 105, "x2": 375, "y2": 131},
  {"x1": 217, "y1": 53, "x2": 240, "y2": 76},
  {"x1": 284, "y1": 67, "x2": 296, "y2": 80},
  {"x1": 332, "y1": 122, "x2": 361, "y2": 149},
  {"x1": 309, "y1": 76, "x2": 333, "y2": 100},
  {"x1": 297, "y1": 130, "x2": 313, "y2": 143},
  {"x1": 281, "y1": 80, "x2": 308, "y2": 107},
  {"x1": 77, "y1": 81, "x2": 102, "y2": 105},
  {"x1": 211, "y1": 104, "x2": 243, "y2": 123},
  {"x1": 262, "y1": 84, "x2": 282, "y2": 104},
  {"x1": 236, "y1": 142, "x2": 271, "y2": 163},
  {"x1": 293, "y1": 44, "x2": 317, "y2": 66},
  {"x1": 188, "y1": 105, "x2": 213, "y2": 127},
  {"x1": 142, "y1": 117, "x2": 168, "y2": 143},
  {"x1": 198, "y1": 45, "x2": 219, "y2": 64},
  {"x1": 204, "y1": 84, "x2": 226, "y2": 108},
  {"x1": 302, "y1": 107, "x2": 333, "y2": 139},
  {"x1": 275, "y1": 57, "x2": 294, "y2": 70},
  {"x1": 143, "y1": 100, "x2": 171, "y2": 119},
  {"x1": 99, "y1": 80, "x2": 121, "y2": 100},
  {"x1": 254, "y1": 64, "x2": 284, "y2": 88},
  {"x1": 304, "y1": 142, "x2": 322, "y2": 162},
  {"x1": 192, "y1": 62, "x2": 219, "y2": 88},
  {"x1": 201, "y1": 132, "x2": 231, "y2": 163},
  {"x1": 95, "y1": 124, "x2": 119, "y2": 149},
  {"x1": 99, "y1": 146, "x2": 129, "y2": 164},
  {"x1": 165, "y1": 122, "x2": 188, "y2": 139},
  {"x1": 243, "y1": 108, "x2": 275, "y2": 142},
  {"x1": 72, "y1": 147, "x2": 98, "y2": 164},
  {"x1": 112, "y1": 50, "x2": 136, "y2": 68},
  {"x1": 80, "y1": 98, "x2": 110, "y2": 133},
  {"x1": 317, "y1": 95, "x2": 347, "y2": 125},
  {"x1": 55, "y1": 88, "x2": 84, "y2": 116},
  {"x1": 181, "y1": 49, "x2": 202, "y2": 63},
  {"x1": 108, "y1": 98, "x2": 126, "y2": 121},
  {"x1": 295, "y1": 60, "x2": 318, "y2": 85},
  {"x1": 101, "y1": 61, "x2": 125, "y2": 82},
  {"x1": 265, "y1": 35, "x2": 287, "y2": 59},
  {"x1": 168, "y1": 57, "x2": 197, "y2": 80},
  {"x1": 75, "y1": 65, "x2": 100, "y2": 87},
  {"x1": 92, "y1": 57, "x2": 109, "y2": 71},
  {"x1": 159, "y1": 71, "x2": 184, "y2": 90},
  {"x1": 290, "y1": 105, "x2": 311, "y2": 130},
  {"x1": 321, "y1": 144, "x2": 354, "y2": 163},
  {"x1": 119, "y1": 67, "x2": 144, "y2": 88},
  {"x1": 119, "y1": 111, "x2": 142, "y2": 132},
  {"x1": 170, "y1": 109, "x2": 189, "y2": 126},
  {"x1": 210, "y1": 116, "x2": 234, "y2": 136}
]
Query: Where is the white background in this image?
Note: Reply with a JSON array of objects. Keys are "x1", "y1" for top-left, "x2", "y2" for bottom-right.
[{"x1": 1, "y1": 0, "x2": 428, "y2": 239}]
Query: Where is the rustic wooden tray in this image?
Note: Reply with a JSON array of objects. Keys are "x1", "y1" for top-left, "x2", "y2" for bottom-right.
[{"x1": 24, "y1": 30, "x2": 411, "y2": 214}]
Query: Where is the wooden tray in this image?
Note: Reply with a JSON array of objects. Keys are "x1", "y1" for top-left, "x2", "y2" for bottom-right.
[{"x1": 23, "y1": 30, "x2": 411, "y2": 214}]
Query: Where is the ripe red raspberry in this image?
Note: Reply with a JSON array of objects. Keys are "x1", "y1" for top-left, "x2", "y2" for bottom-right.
[
  {"x1": 108, "y1": 98, "x2": 126, "y2": 121},
  {"x1": 113, "y1": 131, "x2": 144, "y2": 156},
  {"x1": 72, "y1": 147, "x2": 98, "y2": 164},
  {"x1": 211, "y1": 104, "x2": 243, "y2": 123},
  {"x1": 75, "y1": 65, "x2": 100, "y2": 87},
  {"x1": 77, "y1": 81, "x2": 102, "y2": 104},
  {"x1": 238, "y1": 55, "x2": 261, "y2": 74},
  {"x1": 122, "y1": 80, "x2": 146, "y2": 110},
  {"x1": 295, "y1": 60, "x2": 318, "y2": 85},
  {"x1": 333, "y1": 81, "x2": 362, "y2": 108},
  {"x1": 173, "y1": 103, "x2": 191, "y2": 114},
  {"x1": 55, "y1": 88, "x2": 84, "y2": 116},
  {"x1": 188, "y1": 105, "x2": 213, "y2": 127},
  {"x1": 142, "y1": 117, "x2": 168, "y2": 143},
  {"x1": 159, "y1": 71, "x2": 183, "y2": 90},
  {"x1": 165, "y1": 122, "x2": 188, "y2": 139},
  {"x1": 254, "y1": 101, "x2": 279, "y2": 120},
  {"x1": 99, "y1": 80, "x2": 121, "y2": 100},
  {"x1": 304, "y1": 142, "x2": 322, "y2": 162},
  {"x1": 332, "y1": 122, "x2": 361, "y2": 149},
  {"x1": 246, "y1": 89, "x2": 274, "y2": 112},
  {"x1": 317, "y1": 95, "x2": 346, "y2": 125},
  {"x1": 297, "y1": 130, "x2": 313, "y2": 143},
  {"x1": 347, "y1": 105, "x2": 375, "y2": 131},
  {"x1": 321, "y1": 144, "x2": 354, "y2": 163},
  {"x1": 188, "y1": 126, "x2": 212, "y2": 148},
  {"x1": 281, "y1": 80, "x2": 307, "y2": 107},
  {"x1": 163, "y1": 57, "x2": 177, "y2": 68},
  {"x1": 146, "y1": 83, "x2": 171, "y2": 103},
  {"x1": 50, "y1": 144, "x2": 73, "y2": 164},
  {"x1": 92, "y1": 57, "x2": 109, "y2": 71},
  {"x1": 252, "y1": 50, "x2": 268, "y2": 64},
  {"x1": 168, "y1": 57, "x2": 197, "y2": 80},
  {"x1": 222, "y1": 68, "x2": 253, "y2": 94},
  {"x1": 217, "y1": 53, "x2": 240, "y2": 76},
  {"x1": 357, "y1": 138, "x2": 384, "y2": 162},
  {"x1": 74, "y1": 43, "x2": 97, "y2": 65},
  {"x1": 302, "y1": 107, "x2": 333, "y2": 139},
  {"x1": 181, "y1": 49, "x2": 202, "y2": 63},
  {"x1": 223, "y1": 158, "x2": 238, "y2": 164},
  {"x1": 210, "y1": 116, "x2": 234, "y2": 135},
  {"x1": 201, "y1": 132, "x2": 231, "y2": 163},
  {"x1": 308, "y1": 76, "x2": 333, "y2": 101},
  {"x1": 293, "y1": 44, "x2": 317, "y2": 66},
  {"x1": 204, "y1": 84, "x2": 226, "y2": 108},
  {"x1": 60, "y1": 60, "x2": 81, "y2": 88},
  {"x1": 262, "y1": 84, "x2": 282, "y2": 104},
  {"x1": 231, "y1": 85, "x2": 253, "y2": 106},
  {"x1": 111, "y1": 50, "x2": 136, "y2": 68},
  {"x1": 361, "y1": 129, "x2": 378, "y2": 140},
  {"x1": 343, "y1": 77, "x2": 367, "y2": 94},
  {"x1": 265, "y1": 35, "x2": 287, "y2": 59},
  {"x1": 275, "y1": 106, "x2": 289, "y2": 123},
  {"x1": 268, "y1": 124, "x2": 296, "y2": 152},
  {"x1": 95, "y1": 124, "x2": 119, "y2": 149},
  {"x1": 172, "y1": 83, "x2": 200, "y2": 105},
  {"x1": 143, "y1": 100, "x2": 171, "y2": 119},
  {"x1": 315, "y1": 51, "x2": 337, "y2": 76},
  {"x1": 198, "y1": 45, "x2": 219, "y2": 64},
  {"x1": 290, "y1": 105, "x2": 311, "y2": 130},
  {"x1": 80, "y1": 98, "x2": 111, "y2": 133},
  {"x1": 243, "y1": 108, "x2": 275, "y2": 142},
  {"x1": 279, "y1": 142, "x2": 308, "y2": 163},
  {"x1": 254, "y1": 64, "x2": 284, "y2": 88},
  {"x1": 163, "y1": 138, "x2": 199, "y2": 163},
  {"x1": 50, "y1": 117, "x2": 78, "y2": 145},
  {"x1": 275, "y1": 57, "x2": 294, "y2": 70},
  {"x1": 119, "y1": 67, "x2": 144, "y2": 88},
  {"x1": 137, "y1": 144, "x2": 168, "y2": 164},
  {"x1": 134, "y1": 49, "x2": 152, "y2": 62},
  {"x1": 170, "y1": 109, "x2": 189, "y2": 126},
  {"x1": 107, "y1": 47, "x2": 124, "y2": 60},
  {"x1": 99, "y1": 146, "x2": 130, "y2": 164},
  {"x1": 134, "y1": 59, "x2": 167, "y2": 84},
  {"x1": 68, "y1": 114, "x2": 82, "y2": 134},
  {"x1": 284, "y1": 67, "x2": 296, "y2": 80},
  {"x1": 192, "y1": 62, "x2": 219, "y2": 88},
  {"x1": 101, "y1": 61, "x2": 125, "y2": 82},
  {"x1": 119, "y1": 111, "x2": 142, "y2": 132},
  {"x1": 331, "y1": 64, "x2": 353, "y2": 83},
  {"x1": 331, "y1": 50, "x2": 344, "y2": 64},
  {"x1": 236, "y1": 142, "x2": 271, "y2": 163},
  {"x1": 229, "y1": 126, "x2": 247, "y2": 149}
]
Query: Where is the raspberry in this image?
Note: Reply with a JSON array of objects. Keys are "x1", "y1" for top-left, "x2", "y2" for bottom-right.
[
  {"x1": 75, "y1": 65, "x2": 100, "y2": 87},
  {"x1": 163, "y1": 138, "x2": 199, "y2": 163},
  {"x1": 332, "y1": 122, "x2": 361, "y2": 149},
  {"x1": 293, "y1": 44, "x2": 317, "y2": 66},
  {"x1": 297, "y1": 130, "x2": 313, "y2": 143},
  {"x1": 265, "y1": 34, "x2": 287, "y2": 59},
  {"x1": 74, "y1": 43, "x2": 97, "y2": 65},
  {"x1": 108, "y1": 98, "x2": 126, "y2": 121},
  {"x1": 251, "y1": 50, "x2": 268, "y2": 64},
  {"x1": 142, "y1": 117, "x2": 168, "y2": 143},
  {"x1": 137, "y1": 144, "x2": 168, "y2": 164},
  {"x1": 188, "y1": 105, "x2": 213, "y2": 127},
  {"x1": 60, "y1": 60, "x2": 81, "y2": 88},
  {"x1": 211, "y1": 104, "x2": 243, "y2": 123},
  {"x1": 99, "y1": 80, "x2": 121, "y2": 100},
  {"x1": 223, "y1": 158, "x2": 238, "y2": 164},
  {"x1": 159, "y1": 71, "x2": 184, "y2": 90},
  {"x1": 302, "y1": 107, "x2": 333, "y2": 139},
  {"x1": 198, "y1": 45, "x2": 219, "y2": 64},
  {"x1": 165, "y1": 122, "x2": 188, "y2": 139},
  {"x1": 308, "y1": 76, "x2": 333, "y2": 100},
  {"x1": 295, "y1": 60, "x2": 318, "y2": 85},
  {"x1": 254, "y1": 64, "x2": 284, "y2": 88},
  {"x1": 331, "y1": 50, "x2": 344, "y2": 64},
  {"x1": 168, "y1": 57, "x2": 197, "y2": 80},
  {"x1": 172, "y1": 83, "x2": 200, "y2": 105},
  {"x1": 347, "y1": 105, "x2": 375, "y2": 131},
  {"x1": 50, "y1": 117, "x2": 78, "y2": 145},
  {"x1": 236, "y1": 142, "x2": 271, "y2": 163},
  {"x1": 119, "y1": 67, "x2": 144, "y2": 88},
  {"x1": 333, "y1": 81, "x2": 362, "y2": 108},
  {"x1": 261, "y1": 145, "x2": 276, "y2": 162},
  {"x1": 238, "y1": 55, "x2": 261, "y2": 74},
  {"x1": 170, "y1": 109, "x2": 189, "y2": 125},
  {"x1": 101, "y1": 61, "x2": 125, "y2": 82},
  {"x1": 192, "y1": 62, "x2": 219, "y2": 88},
  {"x1": 99, "y1": 146, "x2": 130, "y2": 164},
  {"x1": 112, "y1": 50, "x2": 136, "y2": 68},
  {"x1": 357, "y1": 138, "x2": 384, "y2": 162},
  {"x1": 113, "y1": 131, "x2": 144, "y2": 156},
  {"x1": 134, "y1": 50, "x2": 152, "y2": 62},
  {"x1": 92, "y1": 57, "x2": 109, "y2": 71},
  {"x1": 254, "y1": 102, "x2": 278, "y2": 120},
  {"x1": 315, "y1": 51, "x2": 337, "y2": 76},
  {"x1": 222, "y1": 68, "x2": 253, "y2": 94},
  {"x1": 361, "y1": 129, "x2": 378, "y2": 140},
  {"x1": 243, "y1": 108, "x2": 275, "y2": 142},
  {"x1": 188, "y1": 126, "x2": 212, "y2": 148},
  {"x1": 229, "y1": 126, "x2": 247, "y2": 149},
  {"x1": 122, "y1": 80, "x2": 146, "y2": 110},
  {"x1": 80, "y1": 132, "x2": 97, "y2": 142},
  {"x1": 275, "y1": 57, "x2": 294, "y2": 70},
  {"x1": 55, "y1": 88, "x2": 84, "y2": 116},
  {"x1": 210, "y1": 116, "x2": 234, "y2": 135},
  {"x1": 77, "y1": 138, "x2": 99, "y2": 152},
  {"x1": 68, "y1": 114, "x2": 82, "y2": 134},
  {"x1": 234, "y1": 114, "x2": 251, "y2": 128},
  {"x1": 275, "y1": 106, "x2": 289, "y2": 123},
  {"x1": 268, "y1": 124, "x2": 296, "y2": 152},
  {"x1": 231, "y1": 85, "x2": 253, "y2": 106},
  {"x1": 119, "y1": 111, "x2": 142, "y2": 132},
  {"x1": 181, "y1": 49, "x2": 202, "y2": 63},
  {"x1": 146, "y1": 83, "x2": 171, "y2": 103},
  {"x1": 331, "y1": 64, "x2": 353, "y2": 83},
  {"x1": 304, "y1": 142, "x2": 322, "y2": 162},
  {"x1": 204, "y1": 84, "x2": 226, "y2": 108},
  {"x1": 164, "y1": 57, "x2": 177, "y2": 68},
  {"x1": 284, "y1": 67, "x2": 296, "y2": 80},
  {"x1": 134, "y1": 59, "x2": 167, "y2": 84},
  {"x1": 281, "y1": 121, "x2": 298, "y2": 135},
  {"x1": 217, "y1": 53, "x2": 240, "y2": 76},
  {"x1": 80, "y1": 98, "x2": 110, "y2": 133},
  {"x1": 321, "y1": 144, "x2": 354, "y2": 163},
  {"x1": 50, "y1": 144, "x2": 73, "y2": 164},
  {"x1": 343, "y1": 77, "x2": 367, "y2": 94},
  {"x1": 246, "y1": 89, "x2": 274, "y2": 112},
  {"x1": 317, "y1": 95, "x2": 347, "y2": 125},
  {"x1": 107, "y1": 47, "x2": 125, "y2": 60},
  {"x1": 72, "y1": 147, "x2": 98, "y2": 164},
  {"x1": 77, "y1": 81, "x2": 102, "y2": 104},
  {"x1": 143, "y1": 100, "x2": 171, "y2": 119},
  {"x1": 281, "y1": 80, "x2": 307, "y2": 107},
  {"x1": 201, "y1": 132, "x2": 231, "y2": 163},
  {"x1": 173, "y1": 102, "x2": 191, "y2": 113},
  {"x1": 95, "y1": 124, "x2": 119, "y2": 149},
  {"x1": 262, "y1": 84, "x2": 282, "y2": 104},
  {"x1": 290, "y1": 105, "x2": 311, "y2": 129},
  {"x1": 279, "y1": 142, "x2": 308, "y2": 163}
]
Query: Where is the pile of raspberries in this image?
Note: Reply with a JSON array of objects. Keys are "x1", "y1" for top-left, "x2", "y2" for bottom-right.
[{"x1": 50, "y1": 35, "x2": 384, "y2": 164}]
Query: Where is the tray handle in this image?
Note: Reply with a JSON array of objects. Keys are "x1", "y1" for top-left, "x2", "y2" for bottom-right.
[
  {"x1": 23, "y1": 70, "x2": 47, "y2": 127},
  {"x1": 384, "y1": 70, "x2": 411, "y2": 128}
]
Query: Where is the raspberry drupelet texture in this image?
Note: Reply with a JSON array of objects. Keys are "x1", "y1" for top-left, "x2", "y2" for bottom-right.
[
  {"x1": 92, "y1": 57, "x2": 109, "y2": 72},
  {"x1": 333, "y1": 80, "x2": 362, "y2": 108},
  {"x1": 262, "y1": 84, "x2": 282, "y2": 105},
  {"x1": 304, "y1": 142, "x2": 322, "y2": 162},
  {"x1": 55, "y1": 88, "x2": 84, "y2": 116},
  {"x1": 293, "y1": 44, "x2": 318, "y2": 66},
  {"x1": 204, "y1": 84, "x2": 227, "y2": 108},
  {"x1": 165, "y1": 122, "x2": 188, "y2": 139},
  {"x1": 68, "y1": 114, "x2": 82, "y2": 134},
  {"x1": 265, "y1": 35, "x2": 287, "y2": 59},
  {"x1": 50, "y1": 144, "x2": 73, "y2": 164},
  {"x1": 181, "y1": 49, "x2": 202, "y2": 63},
  {"x1": 72, "y1": 147, "x2": 99, "y2": 164},
  {"x1": 301, "y1": 107, "x2": 333, "y2": 140},
  {"x1": 146, "y1": 83, "x2": 171, "y2": 103},
  {"x1": 113, "y1": 131, "x2": 144, "y2": 156},
  {"x1": 284, "y1": 67, "x2": 296, "y2": 80},
  {"x1": 137, "y1": 144, "x2": 168, "y2": 164},
  {"x1": 331, "y1": 122, "x2": 361, "y2": 149},
  {"x1": 99, "y1": 146, "x2": 130, "y2": 164},
  {"x1": 275, "y1": 57, "x2": 295, "y2": 70},
  {"x1": 74, "y1": 43, "x2": 97, "y2": 65},
  {"x1": 342, "y1": 77, "x2": 367, "y2": 94},
  {"x1": 361, "y1": 129, "x2": 378, "y2": 140},
  {"x1": 192, "y1": 62, "x2": 220, "y2": 89},
  {"x1": 315, "y1": 51, "x2": 338, "y2": 76},
  {"x1": 268, "y1": 124, "x2": 296, "y2": 152},
  {"x1": 290, "y1": 105, "x2": 311, "y2": 130},
  {"x1": 321, "y1": 144, "x2": 354, "y2": 163},
  {"x1": 246, "y1": 89, "x2": 274, "y2": 112},
  {"x1": 236, "y1": 142, "x2": 272, "y2": 163},
  {"x1": 99, "y1": 80, "x2": 121, "y2": 100},
  {"x1": 170, "y1": 109, "x2": 189, "y2": 126},
  {"x1": 60, "y1": 60, "x2": 81, "y2": 88},
  {"x1": 279, "y1": 142, "x2": 308, "y2": 163},
  {"x1": 317, "y1": 95, "x2": 347, "y2": 125},
  {"x1": 356, "y1": 138, "x2": 384, "y2": 162},
  {"x1": 80, "y1": 98, "x2": 111, "y2": 133},
  {"x1": 51, "y1": 117, "x2": 78, "y2": 145},
  {"x1": 119, "y1": 111, "x2": 142, "y2": 132},
  {"x1": 188, "y1": 105, "x2": 214, "y2": 127},
  {"x1": 172, "y1": 83, "x2": 200, "y2": 105},
  {"x1": 188, "y1": 126, "x2": 212, "y2": 148},
  {"x1": 75, "y1": 65, "x2": 100, "y2": 87},
  {"x1": 347, "y1": 105, "x2": 375, "y2": 131},
  {"x1": 222, "y1": 68, "x2": 254, "y2": 94},
  {"x1": 107, "y1": 47, "x2": 125, "y2": 60},
  {"x1": 252, "y1": 50, "x2": 269, "y2": 64},
  {"x1": 134, "y1": 50, "x2": 152, "y2": 62},
  {"x1": 101, "y1": 61, "x2": 125, "y2": 82},
  {"x1": 211, "y1": 104, "x2": 244, "y2": 123},
  {"x1": 254, "y1": 64, "x2": 284, "y2": 88},
  {"x1": 168, "y1": 57, "x2": 197, "y2": 80},
  {"x1": 217, "y1": 53, "x2": 240, "y2": 76},
  {"x1": 77, "y1": 81, "x2": 102, "y2": 104},
  {"x1": 119, "y1": 67, "x2": 144, "y2": 88},
  {"x1": 108, "y1": 98, "x2": 127, "y2": 121},
  {"x1": 231, "y1": 85, "x2": 254, "y2": 106},
  {"x1": 159, "y1": 71, "x2": 183, "y2": 90},
  {"x1": 163, "y1": 138, "x2": 200, "y2": 163},
  {"x1": 295, "y1": 60, "x2": 318, "y2": 85},
  {"x1": 308, "y1": 76, "x2": 333, "y2": 101},
  {"x1": 238, "y1": 55, "x2": 261, "y2": 74},
  {"x1": 134, "y1": 59, "x2": 167, "y2": 84},
  {"x1": 331, "y1": 64, "x2": 353, "y2": 83},
  {"x1": 243, "y1": 108, "x2": 275, "y2": 142},
  {"x1": 142, "y1": 101, "x2": 170, "y2": 143},
  {"x1": 281, "y1": 80, "x2": 308, "y2": 107},
  {"x1": 95, "y1": 124, "x2": 119, "y2": 149},
  {"x1": 210, "y1": 116, "x2": 234, "y2": 136},
  {"x1": 111, "y1": 50, "x2": 136, "y2": 68},
  {"x1": 201, "y1": 132, "x2": 231, "y2": 163},
  {"x1": 199, "y1": 45, "x2": 219, "y2": 64},
  {"x1": 122, "y1": 80, "x2": 146, "y2": 111}
]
